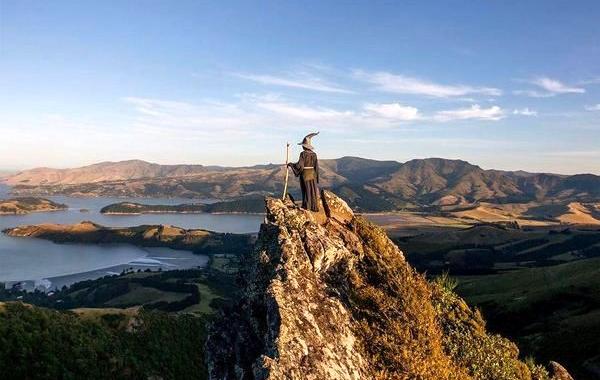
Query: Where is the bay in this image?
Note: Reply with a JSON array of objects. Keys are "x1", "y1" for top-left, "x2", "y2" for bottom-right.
[{"x1": 0, "y1": 184, "x2": 263, "y2": 290}]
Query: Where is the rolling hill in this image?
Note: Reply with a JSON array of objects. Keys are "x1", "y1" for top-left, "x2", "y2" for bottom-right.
[
  {"x1": 3, "y1": 157, "x2": 600, "y2": 211},
  {"x1": 457, "y1": 257, "x2": 600, "y2": 379},
  {"x1": 3, "y1": 159, "x2": 213, "y2": 186}
]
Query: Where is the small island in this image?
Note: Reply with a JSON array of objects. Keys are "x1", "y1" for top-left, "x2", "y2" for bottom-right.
[
  {"x1": 0, "y1": 197, "x2": 68, "y2": 215},
  {"x1": 100, "y1": 196, "x2": 266, "y2": 215},
  {"x1": 3, "y1": 221, "x2": 253, "y2": 255},
  {"x1": 100, "y1": 202, "x2": 206, "y2": 214}
]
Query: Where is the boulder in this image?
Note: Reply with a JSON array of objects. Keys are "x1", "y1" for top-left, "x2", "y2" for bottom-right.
[{"x1": 321, "y1": 189, "x2": 354, "y2": 225}]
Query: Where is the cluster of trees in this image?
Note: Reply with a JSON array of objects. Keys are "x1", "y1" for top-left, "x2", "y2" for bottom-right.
[
  {"x1": 0, "y1": 268, "x2": 239, "y2": 314},
  {"x1": 0, "y1": 302, "x2": 208, "y2": 379},
  {"x1": 0, "y1": 262, "x2": 244, "y2": 378}
]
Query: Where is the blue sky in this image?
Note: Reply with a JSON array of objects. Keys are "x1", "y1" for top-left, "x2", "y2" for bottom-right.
[{"x1": 1, "y1": 1, "x2": 599, "y2": 174}]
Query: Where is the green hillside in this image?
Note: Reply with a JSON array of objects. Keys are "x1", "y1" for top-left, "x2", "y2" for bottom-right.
[
  {"x1": 457, "y1": 258, "x2": 600, "y2": 379},
  {"x1": 0, "y1": 302, "x2": 208, "y2": 380}
]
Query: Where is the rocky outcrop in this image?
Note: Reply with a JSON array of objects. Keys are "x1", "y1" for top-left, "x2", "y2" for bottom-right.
[
  {"x1": 3, "y1": 222, "x2": 253, "y2": 255},
  {"x1": 206, "y1": 190, "x2": 572, "y2": 380}
]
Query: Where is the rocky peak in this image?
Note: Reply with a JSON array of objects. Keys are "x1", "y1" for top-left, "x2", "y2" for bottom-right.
[{"x1": 206, "y1": 190, "x2": 571, "y2": 380}]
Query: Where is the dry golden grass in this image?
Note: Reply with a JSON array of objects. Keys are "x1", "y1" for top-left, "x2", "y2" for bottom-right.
[
  {"x1": 0, "y1": 198, "x2": 67, "y2": 214},
  {"x1": 349, "y1": 217, "x2": 469, "y2": 379},
  {"x1": 556, "y1": 202, "x2": 600, "y2": 225},
  {"x1": 453, "y1": 204, "x2": 515, "y2": 221},
  {"x1": 345, "y1": 216, "x2": 551, "y2": 380}
]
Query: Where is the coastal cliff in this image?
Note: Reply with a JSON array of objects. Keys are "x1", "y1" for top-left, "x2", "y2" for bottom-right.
[{"x1": 206, "y1": 191, "x2": 572, "y2": 380}]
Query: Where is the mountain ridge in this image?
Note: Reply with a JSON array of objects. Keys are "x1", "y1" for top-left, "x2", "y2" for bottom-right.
[{"x1": 4, "y1": 157, "x2": 599, "y2": 210}]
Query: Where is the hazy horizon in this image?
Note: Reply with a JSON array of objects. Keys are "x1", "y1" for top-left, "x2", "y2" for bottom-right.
[
  {"x1": 2, "y1": 155, "x2": 600, "y2": 177},
  {"x1": 1, "y1": 1, "x2": 599, "y2": 174}
]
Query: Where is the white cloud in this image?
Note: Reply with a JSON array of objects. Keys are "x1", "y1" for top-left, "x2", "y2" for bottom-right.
[
  {"x1": 533, "y1": 77, "x2": 585, "y2": 94},
  {"x1": 123, "y1": 95, "x2": 510, "y2": 140},
  {"x1": 516, "y1": 77, "x2": 585, "y2": 97},
  {"x1": 513, "y1": 108, "x2": 538, "y2": 116},
  {"x1": 122, "y1": 92, "x2": 514, "y2": 146},
  {"x1": 585, "y1": 104, "x2": 600, "y2": 111},
  {"x1": 256, "y1": 100, "x2": 354, "y2": 120},
  {"x1": 363, "y1": 103, "x2": 421, "y2": 120},
  {"x1": 122, "y1": 95, "x2": 366, "y2": 140},
  {"x1": 434, "y1": 105, "x2": 505, "y2": 121},
  {"x1": 512, "y1": 90, "x2": 554, "y2": 98},
  {"x1": 123, "y1": 96, "x2": 256, "y2": 132},
  {"x1": 233, "y1": 73, "x2": 353, "y2": 94},
  {"x1": 354, "y1": 70, "x2": 502, "y2": 98}
]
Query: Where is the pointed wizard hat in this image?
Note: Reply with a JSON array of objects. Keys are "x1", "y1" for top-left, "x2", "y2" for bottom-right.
[{"x1": 298, "y1": 132, "x2": 319, "y2": 150}]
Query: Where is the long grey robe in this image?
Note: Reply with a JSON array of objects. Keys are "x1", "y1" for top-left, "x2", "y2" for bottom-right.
[{"x1": 290, "y1": 149, "x2": 320, "y2": 211}]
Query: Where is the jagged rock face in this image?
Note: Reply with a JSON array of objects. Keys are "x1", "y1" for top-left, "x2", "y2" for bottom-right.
[
  {"x1": 207, "y1": 192, "x2": 372, "y2": 379},
  {"x1": 206, "y1": 191, "x2": 571, "y2": 380}
]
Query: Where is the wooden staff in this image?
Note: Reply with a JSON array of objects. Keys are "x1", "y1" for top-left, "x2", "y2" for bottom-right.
[{"x1": 282, "y1": 142, "x2": 290, "y2": 200}]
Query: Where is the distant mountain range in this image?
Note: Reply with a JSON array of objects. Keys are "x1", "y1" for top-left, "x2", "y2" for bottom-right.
[
  {"x1": 4, "y1": 157, "x2": 600, "y2": 211},
  {"x1": 3, "y1": 160, "x2": 214, "y2": 185}
]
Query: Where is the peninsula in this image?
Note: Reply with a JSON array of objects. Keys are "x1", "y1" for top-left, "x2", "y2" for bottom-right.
[
  {"x1": 0, "y1": 197, "x2": 67, "y2": 215},
  {"x1": 3, "y1": 221, "x2": 253, "y2": 255},
  {"x1": 100, "y1": 197, "x2": 265, "y2": 215}
]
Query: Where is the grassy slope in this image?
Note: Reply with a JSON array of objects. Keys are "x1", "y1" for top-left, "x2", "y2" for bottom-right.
[
  {"x1": 345, "y1": 217, "x2": 550, "y2": 379},
  {"x1": 456, "y1": 257, "x2": 600, "y2": 379},
  {"x1": 397, "y1": 226, "x2": 600, "y2": 275},
  {"x1": 458, "y1": 257, "x2": 600, "y2": 306},
  {"x1": 104, "y1": 284, "x2": 189, "y2": 307}
]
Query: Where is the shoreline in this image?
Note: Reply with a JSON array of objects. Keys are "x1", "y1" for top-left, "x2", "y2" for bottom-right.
[
  {"x1": 0, "y1": 208, "x2": 68, "y2": 216},
  {"x1": 0, "y1": 259, "x2": 208, "y2": 293},
  {"x1": 0, "y1": 195, "x2": 69, "y2": 215},
  {"x1": 3, "y1": 222, "x2": 255, "y2": 257},
  {"x1": 102, "y1": 210, "x2": 266, "y2": 216},
  {"x1": 3, "y1": 249, "x2": 209, "y2": 292}
]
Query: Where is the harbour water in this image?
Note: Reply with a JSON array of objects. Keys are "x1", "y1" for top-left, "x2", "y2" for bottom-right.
[{"x1": 0, "y1": 184, "x2": 263, "y2": 290}]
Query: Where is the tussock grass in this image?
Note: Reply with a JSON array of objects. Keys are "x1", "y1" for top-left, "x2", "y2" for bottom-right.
[{"x1": 345, "y1": 216, "x2": 550, "y2": 380}]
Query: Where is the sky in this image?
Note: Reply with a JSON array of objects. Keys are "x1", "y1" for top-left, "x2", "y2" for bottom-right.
[{"x1": 0, "y1": 1, "x2": 599, "y2": 174}]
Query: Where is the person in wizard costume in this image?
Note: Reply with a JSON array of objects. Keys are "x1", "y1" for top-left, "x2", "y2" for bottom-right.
[{"x1": 288, "y1": 132, "x2": 320, "y2": 211}]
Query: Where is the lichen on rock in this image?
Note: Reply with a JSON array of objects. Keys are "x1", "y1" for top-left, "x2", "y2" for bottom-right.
[{"x1": 206, "y1": 191, "x2": 572, "y2": 380}]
